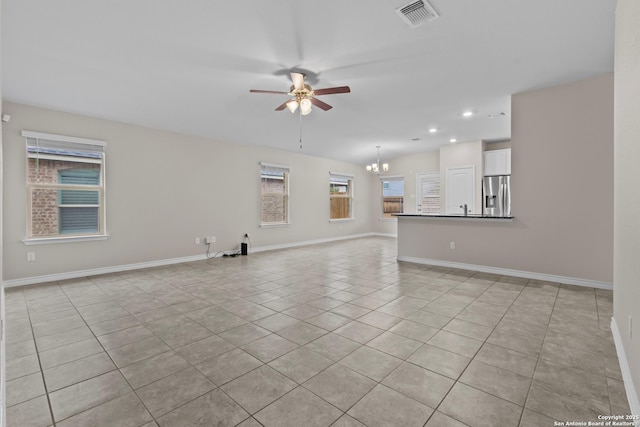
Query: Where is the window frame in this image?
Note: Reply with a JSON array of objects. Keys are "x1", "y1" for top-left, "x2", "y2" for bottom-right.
[
  {"x1": 329, "y1": 172, "x2": 354, "y2": 222},
  {"x1": 259, "y1": 162, "x2": 290, "y2": 228},
  {"x1": 380, "y1": 175, "x2": 404, "y2": 220},
  {"x1": 23, "y1": 131, "x2": 108, "y2": 245}
]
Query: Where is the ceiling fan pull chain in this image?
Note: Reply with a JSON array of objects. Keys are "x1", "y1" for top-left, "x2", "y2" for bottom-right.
[{"x1": 299, "y1": 108, "x2": 303, "y2": 149}]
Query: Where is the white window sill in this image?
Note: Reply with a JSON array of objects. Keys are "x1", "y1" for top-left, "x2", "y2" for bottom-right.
[
  {"x1": 23, "y1": 234, "x2": 110, "y2": 245},
  {"x1": 259, "y1": 223, "x2": 291, "y2": 229},
  {"x1": 329, "y1": 218, "x2": 354, "y2": 223}
]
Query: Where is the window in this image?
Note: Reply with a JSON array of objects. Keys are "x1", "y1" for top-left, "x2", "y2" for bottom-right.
[
  {"x1": 260, "y1": 162, "x2": 289, "y2": 226},
  {"x1": 381, "y1": 176, "x2": 404, "y2": 218},
  {"x1": 58, "y1": 169, "x2": 101, "y2": 234},
  {"x1": 24, "y1": 131, "x2": 107, "y2": 242},
  {"x1": 329, "y1": 173, "x2": 353, "y2": 220}
]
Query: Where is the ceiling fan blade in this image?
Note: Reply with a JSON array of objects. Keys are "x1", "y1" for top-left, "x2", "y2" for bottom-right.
[
  {"x1": 309, "y1": 97, "x2": 333, "y2": 111},
  {"x1": 312, "y1": 86, "x2": 351, "y2": 96},
  {"x1": 291, "y1": 73, "x2": 305, "y2": 91},
  {"x1": 250, "y1": 89, "x2": 289, "y2": 95},
  {"x1": 275, "y1": 100, "x2": 290, "y2": 111}
]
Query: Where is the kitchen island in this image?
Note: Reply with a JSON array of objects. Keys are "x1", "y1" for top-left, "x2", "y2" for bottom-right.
[
  {"x1": 393, "y1": 212, "x2": 524, "y2": 280},
  {"x1": 393, "y1": 214, "x2": 516, "y2": 267},
  {"x1": 393, "y1": 212, "x2": 611, "y2": 289}
]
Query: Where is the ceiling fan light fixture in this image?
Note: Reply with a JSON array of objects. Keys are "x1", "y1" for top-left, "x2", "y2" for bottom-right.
[
  {"x1": 250, "y1": 72, "x2": 350, "y2": 116},
  {"x1": 286, "y1": 99, "x2": 299, "y2": 113},
  {"x1": 300, "y1": 98, "x2": 312, "y2": 115}
]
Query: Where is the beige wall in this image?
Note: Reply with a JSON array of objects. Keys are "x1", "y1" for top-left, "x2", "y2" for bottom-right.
[
  {"x1": 370, "y1": 150, "x2": 440, "y2": 235},
  {"x1": 614, "y1": 0, "x2": 640, "y2": 409},
  {"x1": 484, "y1": 140, "x2": 511, "y2": 151},
  {"x1": 0, "y1": 2, "x2": 5, "y2": 421},
  {"x1": 398, "y1": 73, "x2": 614, "y2": 285},
  {"x1": 2, "y1": 102, "x2": 373, "y2": 282},
  {"x1": 439, "y1": 140, "x2": 483, "y2": 214}
]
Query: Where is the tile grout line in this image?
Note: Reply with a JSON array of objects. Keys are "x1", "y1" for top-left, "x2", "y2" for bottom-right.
[
  {"x1": 23, "y1": 284, "x2": 60, "y2": 427},
  {"x1": 362, "y1": 272, "x2": 513, "y2": 425},
  {"x1": 5, "y1": 239, "x2": 622, "y2": 426},
  {"x1": 178, "y1": 260, "x2": 403, "y2": 424},
  {"x1": 61, "y1": 272, "x2": 299, "y2": 426},
  {"x1": 594, "y1": 288, "x2": 616, "y2": 416},
  {"x1": 516, "y1": 281, "x2": 561, "y2": 425},
  {"x1": 280, "y1": 272, "x2": 520, "y2": 426},
  {"x1": 416, "y1": 275, "x2": 529, "y2": 427},
  {"x1": 80, "y1": 278, "x2": 236, "y2": 426},
  {"x1": 56, "y1": 277, "x2": 161, "y2": 427}
]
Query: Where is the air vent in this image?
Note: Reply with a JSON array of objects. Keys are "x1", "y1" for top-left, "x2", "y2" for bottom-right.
[{"x1": 396, "y1": 0, "x2": 439, "y2": 28}]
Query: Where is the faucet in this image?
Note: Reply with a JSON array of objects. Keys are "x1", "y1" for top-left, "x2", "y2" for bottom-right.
[{"x1": 459, "y1": 204, "x2": 468, "y2": 216}]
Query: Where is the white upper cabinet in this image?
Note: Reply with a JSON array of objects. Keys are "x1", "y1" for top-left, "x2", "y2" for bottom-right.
[{"x1": 484, "y1": 148, "x2": 511, "y2": 176}]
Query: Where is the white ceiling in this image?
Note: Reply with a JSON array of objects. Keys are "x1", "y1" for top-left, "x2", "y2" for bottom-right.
[{"x1": 1, "y1": 0, "x2": 615, "y2": 164}]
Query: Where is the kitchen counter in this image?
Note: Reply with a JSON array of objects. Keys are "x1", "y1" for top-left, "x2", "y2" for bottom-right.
[{"x1": 394, "y1": 214, "x2": 513, "y2": 221}]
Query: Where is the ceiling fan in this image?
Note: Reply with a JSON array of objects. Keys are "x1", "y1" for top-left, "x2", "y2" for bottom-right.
[{"x1": 250, "y1": 72, "x2": 351, "y2": 115}]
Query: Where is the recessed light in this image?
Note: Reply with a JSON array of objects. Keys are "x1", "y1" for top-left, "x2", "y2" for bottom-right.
[
  {"x1": 449, "y1": 138, "x2": 457, "y2": 143},
  {"x1": 463, "y1": 111, "x2": 473, "y2": 117},
  {"x1": 429, "y1": 128, "x2": 437, "y2": 133}
]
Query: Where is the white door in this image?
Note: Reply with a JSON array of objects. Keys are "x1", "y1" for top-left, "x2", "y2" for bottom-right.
[
  {"x1": 416, "y1": 172, "x2": 440, "y2": 214},
  {"x1": 446, "y1": 166, "x2": 475, "y2": 214}
]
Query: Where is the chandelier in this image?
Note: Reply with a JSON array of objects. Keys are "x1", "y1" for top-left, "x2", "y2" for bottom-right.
[{"x1": 366, "y1": 145, "x2": 389, "y2": 175}]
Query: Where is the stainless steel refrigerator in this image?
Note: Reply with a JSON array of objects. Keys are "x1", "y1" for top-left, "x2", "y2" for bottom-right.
[{"x1": 483, "y1": 175, "x2": 511, "y2": 216}]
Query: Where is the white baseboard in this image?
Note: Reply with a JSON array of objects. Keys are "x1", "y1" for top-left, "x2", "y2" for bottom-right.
[
  {"x1": 396, "y1": 256, "x2": 613, "y2": 290},
  {"x1": 1, "y1": 287, "x2": 6, "y2": 427},
  {"x1": 249, "y1": 232, "x2": 391, "y2": 253},
  {"x1": 3, "y1": 254, "x2": 209, "y2": 288},
  {"x1": 3, "y1": 233, "x2": 395, "y2": 288},
  {"x1": 611, "y1": 317, "x2": 640, "y2": 424},
  {"x1": 370, "y1": 232, "x2": 397, "y2": 238}
]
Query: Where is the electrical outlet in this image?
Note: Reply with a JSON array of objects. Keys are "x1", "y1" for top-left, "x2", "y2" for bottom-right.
[
  {"x1": 211, "y1": 236, "x2": 216, "y2": 243},
  {"x1": 27, "y1": 252, "x2": 36, "y2": 262},
  {"x1": 195, "y1": 237, "x2": 200, "y2": 245},
  {"x1": 205, "y1": 236, "x2": 216, "y2": 244},
  {"x1": 450, "y1": 241, "x2": 456, "y2": 250}
]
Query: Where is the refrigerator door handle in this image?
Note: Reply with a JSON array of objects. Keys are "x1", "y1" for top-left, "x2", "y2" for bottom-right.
[
  {"x1": 503, "y1": 183, "x2": 507, "y2": 217},
  {"x1": 498, "y1": 180, "x2": 504, "y2": 217},
  {"x1": 503, "y1": 176, "x2": 511, "y2": 217}
]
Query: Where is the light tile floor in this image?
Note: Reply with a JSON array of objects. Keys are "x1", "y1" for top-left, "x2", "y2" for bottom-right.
[{"x1": 4, "y1": 236, "x2": 631, "y2": 427}]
